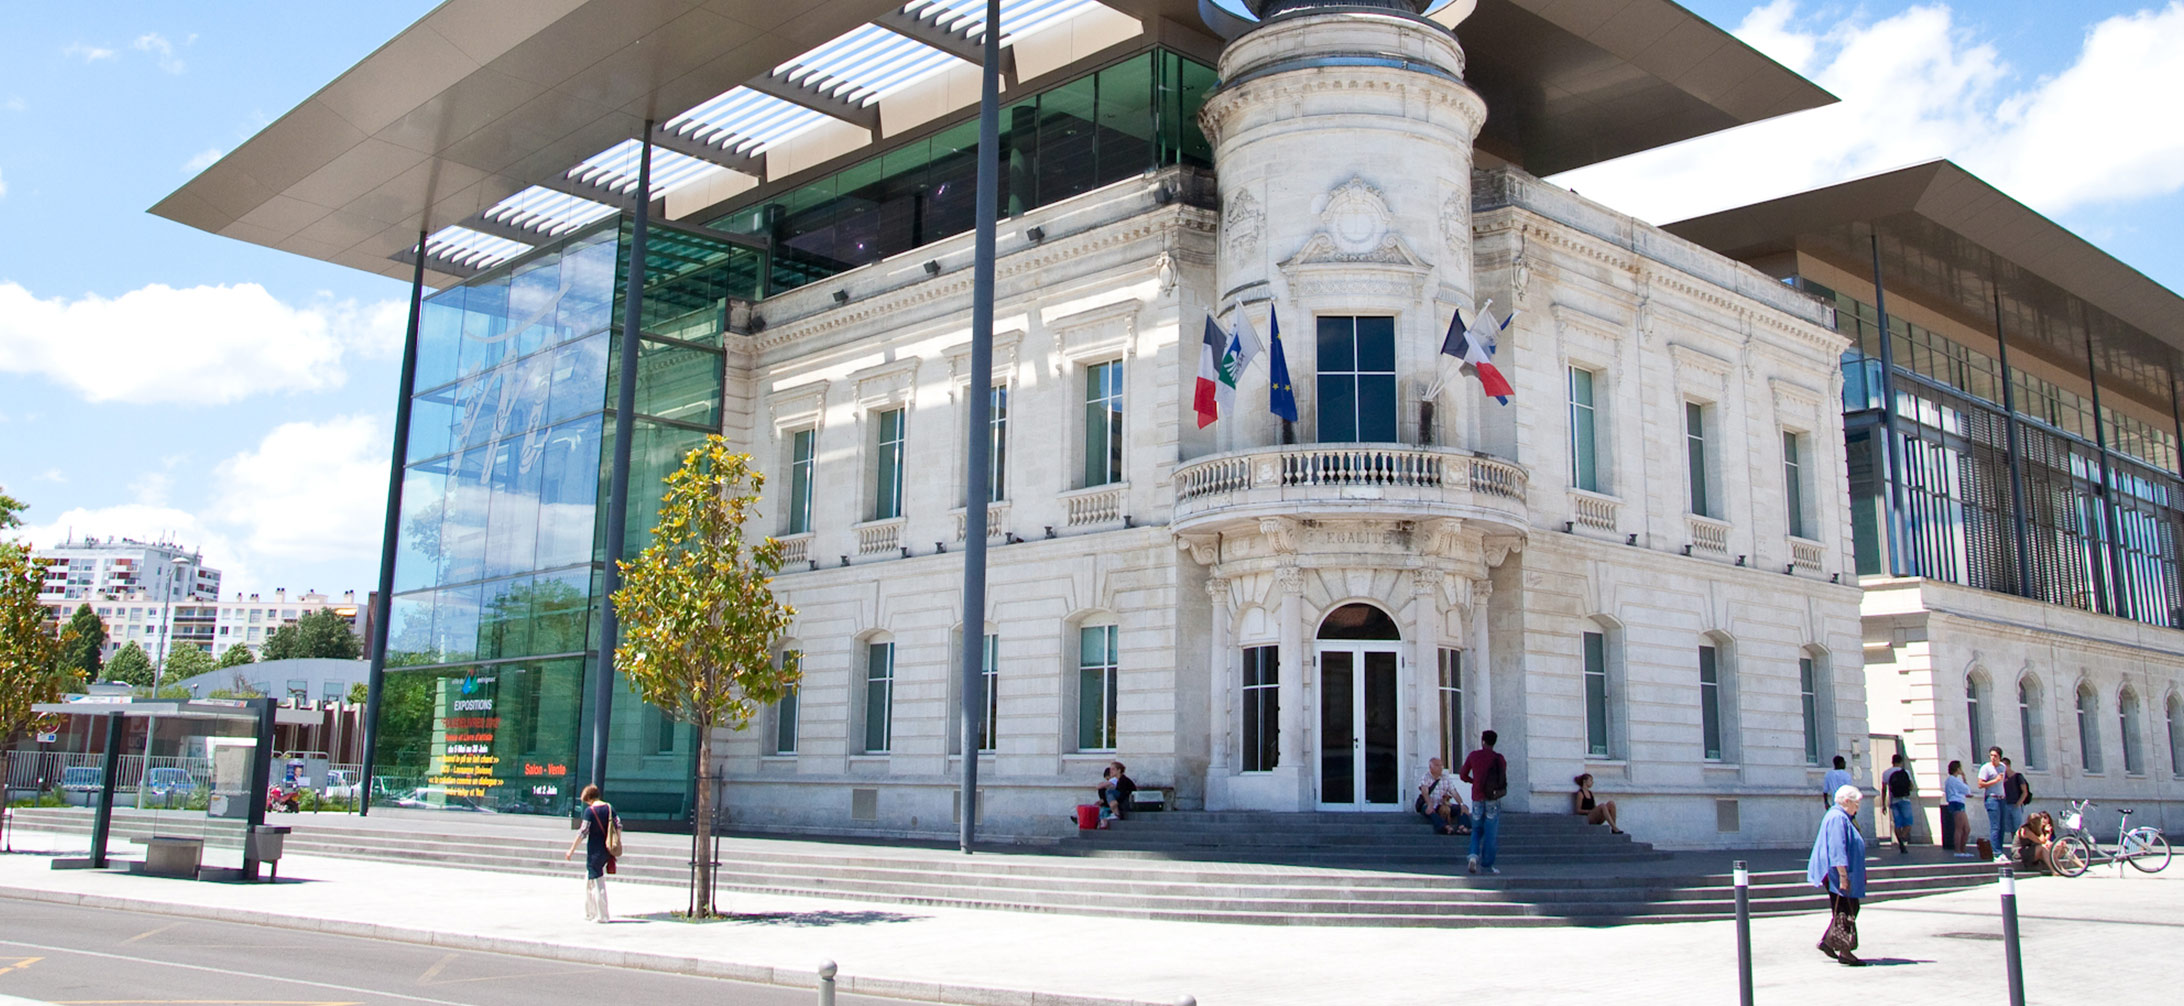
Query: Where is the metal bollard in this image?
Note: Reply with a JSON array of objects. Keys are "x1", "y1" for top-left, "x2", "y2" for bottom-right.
[
  {"x1": 1733, "y1": 860, "x2": 1753, "y2": 1006},
  {"x1": 1174, "y1": 998, "x2": 1196, "y2": 1006},
  {"x1": 1998, "y1": 864, "x2": 2025, "y2": 1006},
  {"x1": 817, "y1": 959, "x2": 837, "y2": 1006}
]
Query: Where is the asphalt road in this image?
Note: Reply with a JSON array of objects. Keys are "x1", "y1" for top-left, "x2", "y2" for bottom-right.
[{"x1": 0, "y1": 896, "x2": 920, "y2": 1006}]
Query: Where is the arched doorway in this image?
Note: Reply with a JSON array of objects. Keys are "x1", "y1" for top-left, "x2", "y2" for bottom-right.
[{"x1": 1317, "y1": 603, "x2": 1401, "y2": 809}]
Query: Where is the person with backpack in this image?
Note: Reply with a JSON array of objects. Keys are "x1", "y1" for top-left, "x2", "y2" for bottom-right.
[
  {"x1": 1881, "y1": 753, "x2": 1917, "y2": 854},
  {"x1": 1998, "y1": 757, "x2": 2033, "y2": 862},
  {"x1": 563, "y1": 784, "x2": 619, "y2": 922},
  {"x1": 1458, "y1": 730, "x2": 1508, "y2": 875}
]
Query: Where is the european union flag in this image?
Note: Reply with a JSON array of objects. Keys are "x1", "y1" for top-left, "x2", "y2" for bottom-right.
[{"x1": 1267, "y1": 307, "x2": 1298, "y2": 423}]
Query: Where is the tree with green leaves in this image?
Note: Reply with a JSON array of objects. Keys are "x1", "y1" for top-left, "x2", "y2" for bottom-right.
[
  {"x1": 614, "y1": 438, "x2": 800, "y2": 918},
  {"x1": 105, "y1": 641, "x2": 155, "y2": 687},
  {"x1": 346, "y1": 681, "x2": 369, "y2": 705},
  {"x1": 217, "y1": 642, "x2": 257, "y2": 668},
  {"x1": 262, "y1": 608, "x2": 363, "y2": 661},
  {"x1": 61, "y1": 604, "x2": 106, "y2": 677},
  {"x1": 163, "y1": 643, "x2": 216, "y2": 682},
  {"x1": 1, "y1": 490, "x2": 83, "y2": 740}
]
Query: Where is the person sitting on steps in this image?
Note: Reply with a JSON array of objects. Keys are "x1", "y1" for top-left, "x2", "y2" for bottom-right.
[
  {"x1": 1096, "y1": 761, "x2": 1136, "y2": 828},
  {"x1": 1572, "y1": 773, "x2": 1622, "y2": 834},
  {"x1": 1416, "y1": 757, "x2": 1472, "y2": 835}
]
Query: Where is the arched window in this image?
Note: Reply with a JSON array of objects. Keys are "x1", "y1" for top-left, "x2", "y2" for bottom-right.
[
  {"x1": 1966, "y1": 673, "x2": 1992, "y2": 757},
  {"x1": 2076, "y1": 682, "x2": 2102, "y2": 774},
  {"x1": 2168, "y1": 693, "x2": 2184, "y2": 777},
  {"x1": 2016, "y1": 676, "x2": 2044, "y2": 770},
  {"x1": 1698, "y1": 633, "x2": 1739, "y2": 762},
  {"x1": 2119, "y1": 687, "x2": 2144, "y2": 775}
]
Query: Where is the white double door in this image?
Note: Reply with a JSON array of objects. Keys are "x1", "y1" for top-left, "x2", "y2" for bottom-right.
[{"x1": 1315, "y1": 641, "x2": 1403, "y2": 810}]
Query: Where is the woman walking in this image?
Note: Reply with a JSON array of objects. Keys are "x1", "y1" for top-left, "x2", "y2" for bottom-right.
[
  {"x1": 563, "y1": 784, "x2": 617, "y2": 923},
  {"x1": 1808, "y1": 784, "x2": 1868, "y2": 966}
]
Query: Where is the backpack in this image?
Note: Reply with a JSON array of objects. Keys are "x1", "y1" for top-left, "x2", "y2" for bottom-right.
[
  {"x1": 1886, "y1": 767, "x2": 1913, "y2": 799},
  {"x1": 1483, "y1": 753, "x2": 1508, "y2": 802}
]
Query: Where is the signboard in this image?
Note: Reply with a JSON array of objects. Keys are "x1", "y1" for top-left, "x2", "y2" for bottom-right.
[
  {"x1": 429, "y1": 674, "x2": 502, "y2": 801},
  {"x1": 35, "y1": 732, "x2": 57, "y2": 744}
]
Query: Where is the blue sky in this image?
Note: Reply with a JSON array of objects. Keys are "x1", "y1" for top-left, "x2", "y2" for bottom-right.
[{"x1": 3, "y1": 1, "x2": 2181, "y2": 596}]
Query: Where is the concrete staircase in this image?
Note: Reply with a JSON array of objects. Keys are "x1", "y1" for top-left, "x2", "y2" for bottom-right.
[{"x1": 2, "y1": 807, "x2": 2005, "y2": 928}]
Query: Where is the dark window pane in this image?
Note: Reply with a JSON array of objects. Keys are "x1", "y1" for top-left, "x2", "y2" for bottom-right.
[
  {"x1": 1358, "y1": 375, "x2": 1398, "y2": 441},
  {"x1": 1356, "y1": 317, "x2": 1395, "y2": 371}
]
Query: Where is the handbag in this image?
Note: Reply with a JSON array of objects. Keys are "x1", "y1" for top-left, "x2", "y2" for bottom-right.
[
  {"x1": 1823, "y1": 909, "x2": 1859, "y2": 953},
  {"x1": 597, "y1": 804, "x2": 624, "y2": 859}
]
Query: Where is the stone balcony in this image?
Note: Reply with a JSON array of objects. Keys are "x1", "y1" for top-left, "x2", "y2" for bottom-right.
[{"x1": 1172, "y1": 443, "x2": 1529, "y2": 535}]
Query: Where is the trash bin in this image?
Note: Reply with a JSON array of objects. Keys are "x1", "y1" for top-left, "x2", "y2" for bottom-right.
[
  {"x1": 248, "y1": 825, "x2": 291, "y2": 880},
  {"x1": 1075, "y1": 804, "x2": 1101, "y2": 830}
]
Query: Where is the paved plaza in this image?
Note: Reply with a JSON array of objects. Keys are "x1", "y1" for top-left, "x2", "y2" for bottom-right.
[{"x1": 0, "y1": 825, "x2": 2171, "y2": 1005}]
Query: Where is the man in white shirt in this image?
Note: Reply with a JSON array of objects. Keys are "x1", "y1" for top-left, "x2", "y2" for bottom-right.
[
  {"x1": 1416, "y1": 757, "x2": 1471, "y2": 835},
  {"x1": 1821, "y1": 755, "x2": 1854, "y2": 808},
  {"x1": 1976, "y1": 746, "x2": 2008, "y2": 858}
]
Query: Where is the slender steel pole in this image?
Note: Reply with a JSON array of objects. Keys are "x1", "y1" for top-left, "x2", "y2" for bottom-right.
[
  {"x1": 358, "y1": 229, "x2": 429, "y2": 817},
  {"x1": 89, "y1": 711, "x2": 123, "y2": 868},
  {"x1": 1869, "y1": 234, "x2": 1910, "y2": 577},
  {"x1": 593, "y1": 125, "x2": 654, "y2": 790},
  {"x1": 958, "y1": 0, "x2": 1002, "y2": 855},
  {"x1": 2081, "y1": 316, "x2": 2130, "y2": 617},
  {"x1": 243, "y1": 697, "x2": 277, "y2": 881},
  {"x1": 1998, "y1": 862, "x2": 2026, "y2": 1006},
  {"x1": 1990, "y1": 286, "x2": 2035, "y2": 600},
  {"x1": 1733, "y1": 859, "x2": 1753, "y2": 1006}
]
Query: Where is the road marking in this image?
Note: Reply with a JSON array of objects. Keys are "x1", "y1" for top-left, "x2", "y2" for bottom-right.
[
  {"x1": 0, "y1": 957, "x2": 39, "y2": 976},
  {"x1": 53, "y1": 1001, "x2": 362, "y2": 1005},
  {"x1": 118, "y1": 924, "x2": 180, "y2": 946},
  {"x1": 0, "y1": 939, "x2": 476, "y2": 1006},
  {"x1": 420, "y1": 968, "x2": 593, "y2": 988},
  {"x1": 415, "y1": 954, "x2": 456, "y2": 986}
]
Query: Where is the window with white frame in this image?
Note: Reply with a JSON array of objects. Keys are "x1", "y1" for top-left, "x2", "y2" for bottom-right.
[
  {"x1": 787, "y1": 428, "x2": 816, "y2": 535},
  {"x1": 872, "y1": 408, "x2": 906, "y2": 521},
  {"x1": 773, "y1": 684, "x2": 799, "y2": 755},
  {"x1": 2076, "y1": 683, "x2": 2102, "y2": 773},
  {"x1": 2167, "y1": 693, "x2": 2183, "y2": 776},
  {"x1": 1243, "y1": 645, "x2": 1279, "y2": 772},
  {"x1": 2120, "y1": 687, "x2": 2144, "y2": 774},
  {"x1": 1800, "y1": 655, "x2": 1822, "y2": 766},
  {"x1": 1968, "y1": 674, "x2": 1990, "y2": 757},
  {"x1": 1699, "y1": 643, "x2": 1727, "y2": 761},
  {"x1": 863, "y1": 640, "x2": 895, "y2": 754},
  {"x1": 1583, "y1": 632, "x2": 1610, "y2": 758},
  {"x1": 1685, "y1": 402, "x2": 1713, "y2": 518},
  {"x1": 1082, "y1": 362, "x2": 1124, "y2": 487},
  {"x1": 1569, "y1": 367, "x2": 1602, "y2": 493},
  {"x1": 1437, "y1": 648, "x2": 1464, "y2": 767},
  {"x1": 1316, "y1": 316, "x2": 1397, "y2": 443},
  {"x1": 1784, "y1": 430, "x2": 1809, "y2": 539},
  {"x1": 987, "y1": 385, "x2": 1008, "y2": 503},
  {"x1": 1076, "y1": 624, "x2": 1120, "y2": 751},
  {"x1": 2018, "y1": 676, "x2": 2045, "y2": 770}
]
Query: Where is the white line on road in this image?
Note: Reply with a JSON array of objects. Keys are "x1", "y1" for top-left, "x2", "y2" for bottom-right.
[{"x1": 0, "y1": 938, "x2": 484, "y2": 1006}]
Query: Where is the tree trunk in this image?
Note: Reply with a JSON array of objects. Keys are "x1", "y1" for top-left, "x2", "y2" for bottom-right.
[{"x1": 694, "y1": 722, "x2": 714, "y2": 916}]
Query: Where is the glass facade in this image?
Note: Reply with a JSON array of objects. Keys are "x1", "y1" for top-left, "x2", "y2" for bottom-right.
[
  {"x1": 710, "y1": 50, "x2": 1216, "y2": 295},
  {"x1": 376, "y1": 218, "x2": 748, "y2": 819}
]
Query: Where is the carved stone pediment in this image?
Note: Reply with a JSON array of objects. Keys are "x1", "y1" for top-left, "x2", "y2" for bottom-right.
[{"x1": 1279, "y1": 177, "x2": 1433, "y2": 303}]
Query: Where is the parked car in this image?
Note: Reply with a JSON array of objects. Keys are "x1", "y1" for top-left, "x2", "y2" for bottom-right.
[
  {"x1": 322, "y1": 770, "x2": 360, "y2": 800},
  {"x1": 60, "y1": 766, "x2": 103, "y2": 806}
]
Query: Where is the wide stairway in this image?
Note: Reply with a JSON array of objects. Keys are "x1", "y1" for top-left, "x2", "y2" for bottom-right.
[{"x1": 3, "y1": 807, "x2": 2003, "y2": 928}]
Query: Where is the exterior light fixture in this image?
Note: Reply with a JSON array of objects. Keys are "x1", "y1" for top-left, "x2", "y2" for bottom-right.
[
  {"x1": 1123, "y1": 515, "x2": 1134, "y2": 528},
  {"x1": 1024, "y1": 226, "x2": 1045, "y2": 243},
  {"x1": 1735, "y1": 555, "x2": 1746, "y2": 567},
  {"x1": 899, "y1": 546, "x2": 911, "y2": 559},
  {"x1": 1004, "y1": 532, "x2": 1021, "y2": 545},
  {"x1": 935, "y1": 541, "x2": 947, "y2": 553},
  {"x1": 1044, "y1": 525, "x2": 1056, "y2": 539},
  {"x1": 839, "y1": 555, "x2": 850, "y2": 567},
  {"x1": 832, "y1": 289, "x2": 851, "y2": 305},
  {"x1": 1682, "y1": 544, "x2": 1693, "y2": 556},
  {"x1": 1625, "y1": 533, "x2": 1638, "y2": 546},
  {"x1": 1563, "y1": 521, "x2": 1574, "y2": 533},
  {"x1": 923, "y1": 260, "x2": 941, "y2": 276}
]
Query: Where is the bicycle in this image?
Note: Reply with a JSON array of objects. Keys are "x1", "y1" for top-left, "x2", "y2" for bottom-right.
[{"x1": 2047, "y1": 799, "x2": 2171, "y2": 877}]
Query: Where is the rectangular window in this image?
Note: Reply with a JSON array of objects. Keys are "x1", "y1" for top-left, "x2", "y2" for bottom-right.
[
  {"x1": 1076, "y1": 625, "x2": 1120, "y2": 751},
  {"x1": 864, "y1": 642, "x2": 895, "y2": 753},
  {"x1": 872, "y1": 408, "x2": 906, "y2": 520},
  {"x1": 1569, "y1": 367, "x2": 1600, "y2": 493},
  {"x1": 1699, "y1": 644, "x2": 1723, "y2": 760},
  {"x1": 774, "y1": 686, "x2": 799, "y2": 755},
  {"x1": 1242, "y1": 645, "x2": 1280, "y2": 772},
  {"x1": 1784, "y1": 431, "x2": 1808, "y2": 538},
  {"x1": 652, "y1": 705, "x2": 677, "y2": 755},
  {"x1": 1686, "y1": 402, "x2": 1711, "y2": 518},
  {"x1": 1082, "y1": 362, "x2": 1123, "y2": 487},
  {"x1": 1799, "y1": 656, "x2": 1821, "y2": 765},
  {"x1": 1315, "y1": 316, "x2": 1398, "y2": 443},
  {"x1": 1583, "y1": 632, "x2": 1610, "y2": 758},
  {"x1": 978, "y1": 633, "x2": 999, "y2": 752},
  {"x1": 988, "y1": 385, "x2": 1008, "y2": 503},
  {"x1": 1436, "y1": 648, "x2": 1463, "y2": 767},
  {"x1": 787, "y1": 428, "x2": 816, "y2": 534}
]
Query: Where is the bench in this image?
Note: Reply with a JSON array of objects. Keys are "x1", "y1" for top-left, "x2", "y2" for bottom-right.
[{"x1": 130, "y1": 836, "x2": 205, "y2": 878}]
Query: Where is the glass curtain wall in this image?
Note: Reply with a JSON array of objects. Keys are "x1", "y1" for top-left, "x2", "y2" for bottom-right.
[
  {"x1": 1825, "y1": 282, "x2": 2184, "y2": 628},
  {"x1": 378, "y1": 217, "x2": 752, "y2": 819}
]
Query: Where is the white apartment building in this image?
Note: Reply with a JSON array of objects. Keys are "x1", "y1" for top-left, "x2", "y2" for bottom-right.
[
  {"x1": 36, "y1": 536, "x2": 219, "y2": 609},
  {"x1": 51, "y1": 584, "x2": 364, "y2": 663}
]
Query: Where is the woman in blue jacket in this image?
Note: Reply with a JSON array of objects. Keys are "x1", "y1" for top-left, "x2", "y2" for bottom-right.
[{"x1": 1808, "y1": 784, "x2": 1868, "y2": 965}]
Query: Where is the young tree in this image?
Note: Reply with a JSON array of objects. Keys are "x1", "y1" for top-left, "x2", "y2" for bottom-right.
[
  {"x1": 105, "y1": 641, "x2": 155, "y2": 687},
  {"x1": 262, "y1": 608, "x2": 363, "y2": 660},
  {"x1": 217, "y1": 642, "x2": 257, "y2": 668},
  {"x1": 1, "y1": 490, "x2": 82, "y2": 739},
  {"x1": 614, "y1": 438, "x2": 800, "y2": 917},
  {"x1": 164, "y1": 643, "x2": 216, "y2": 682},
  {"x1": 61, "y1": 604, "x2": 106, "y2": 677}
]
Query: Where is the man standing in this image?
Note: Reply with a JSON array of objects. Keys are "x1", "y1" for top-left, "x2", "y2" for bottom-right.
[
  {"x1": 1975, "y1": 746, "x2": 2007, "y2": 858},
  {"x1": 1416, "y1": 757, "x2": 1471, "y2": 835},
  {"x1": 1880, "y1": 753, "x2": 1917, "y2": 854},
  {"x1": 1821, "y1": 755, "x2": 1853, "y2": 808},
  {"x1": 1458, "y1": 730, "x2": 1508, "y2": 875}
]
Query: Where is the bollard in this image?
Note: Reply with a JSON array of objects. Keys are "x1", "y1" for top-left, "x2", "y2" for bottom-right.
[
  {"x1": 1733, "y1": 859, "x2": 1753, "y2": 1006},
  {"x1": 1998, "y1": 864, "x2": 2025, "y2": 1006},
  {"x1": 1175, "y1": 998, "x2": 1197, "y2": 1006},
  {"x1": 817, "y1": 959, "x2": 837, "y2": 1006}
]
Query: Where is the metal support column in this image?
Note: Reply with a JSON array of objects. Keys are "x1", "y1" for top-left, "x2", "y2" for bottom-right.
[
  {"x1": 592, "y1": 124, "x2": 655, "y2": 789},
  {"x1": 359, "y1": 230, "x2": 429, "y2": 816},
  {"x1": 2081, "y1": 318, "x2": 2130, "y2": 617},
  {"x1": 1990, "y1": 287, "x2": 2036, "y2": 600},
  {"x1": 957, "y1": 0, "x2": 1002, "y2": 855},
  {"x1": 1869, "y1": 235, "x2": 1911, "y2": 577},
  {"x1": 88, "y1": 711, "x2": 123, "y2": 868},
  {"x1": 242, "y1": 697, "x2": 276, "y2": 881}
]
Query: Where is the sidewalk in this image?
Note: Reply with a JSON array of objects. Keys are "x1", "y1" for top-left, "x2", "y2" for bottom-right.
[{"x1": 0, "y1": 826, "x2": 2171, "y2": 1005}]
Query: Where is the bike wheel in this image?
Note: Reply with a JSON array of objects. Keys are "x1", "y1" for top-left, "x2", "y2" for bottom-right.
[
  {"x1": 2125, "y1": 829, "x2": 2171, "y2": 873},
  {"x1": 2050, "y1": 835, "x2": 2093, "y2": 877}
]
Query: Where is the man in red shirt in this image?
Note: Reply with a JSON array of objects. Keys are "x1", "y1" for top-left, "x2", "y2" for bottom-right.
[{"x1": 1458, "y1": 730, "x2": 1508, "y2": 874}]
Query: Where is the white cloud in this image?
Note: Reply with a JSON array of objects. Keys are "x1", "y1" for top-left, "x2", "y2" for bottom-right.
[
  {"x1": 14, "y1": 504, "x2": 251, "y2": 589},
  {"x1": 35, "y1": 469, "x2": 66, "y2": 484},
  {"x1": 63, "y1": 43, "x2": 116, "y2": 63},
  {"x1": 0, "y1": 166, "x2": 7, "y2": 199},
  {"x1": 3, "y1": 96, "x2": 23, "y2": 112},
  {"x1": 181, "y1": 148, "x2": 224, "y2": 173},
  {"x1": 0, "y1": 281, "x2": 406, "y2": 405},
  {"x1": 210, "y1": 415, "x2": 387, "y2": 564},
  {"x1": 132, "y1": 33, "x2": 186, "y2": 74},
  {"x1": 1550, "y1": 2, "x2": 2184, "y2": 223}
]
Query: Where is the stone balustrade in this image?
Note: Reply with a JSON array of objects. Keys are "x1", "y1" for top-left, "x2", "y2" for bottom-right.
[{"x1": 1173, "y1": 444, "x2": 1528, "y2": 532}]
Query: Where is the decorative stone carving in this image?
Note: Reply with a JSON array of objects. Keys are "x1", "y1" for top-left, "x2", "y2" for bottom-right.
[
  {"x1": 1411, "y1": 569, "x2": 1444, "y2": 602},
  {"x1": 1323, "y1": 177, "x2": 1391, "y2": 255},
  {"x1": 1175, "y1": 533, "x2": 1220, "y2": 567},
  {"x1": 1440, "y1": 188, "x2": 1469, "y2": 255},
  {"x1": 1276, "y1": 563, "x2": 1305, "y2": 594},
  {"x1": 1483, "y1": 535, "x2": 1524, "y2": 568},
  {"x1": 1224, "y1": 188, "x2": 1263, "y2": 259},
  {"x1": 1258, "y1": 516, "x2": 1300, "y2": 555},
  {"x1": 1206, "y1": 577, "x2": 1232, "y2": 607}
]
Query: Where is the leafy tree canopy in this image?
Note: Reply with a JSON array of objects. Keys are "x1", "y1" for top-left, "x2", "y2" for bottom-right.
[
  {"x1": 1, "y1": 489, "x2": 82, "y2": 738},
  {"x1": 61, "y1": 605, "x2": 105, "y2": 675},
  {"x1": 164, "y1": 643, "x2": 216, "y2": 681},
  {"x1": 262, "y1": 608, "x2": 362, "y2": 661},
  {"x1": 105, "y1": 641, "x2": 155, "y2": 687},
  {"x1": 347, "y1": 681, "x2": 369, "y2": 705},
  {"x1": 217, "y1": 642, "x2": 257, "y2": 668}
]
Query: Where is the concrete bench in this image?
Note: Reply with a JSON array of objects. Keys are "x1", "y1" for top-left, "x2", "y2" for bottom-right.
[{"x1": 131, "y1": 836, "x2": 204, "y2": 878}]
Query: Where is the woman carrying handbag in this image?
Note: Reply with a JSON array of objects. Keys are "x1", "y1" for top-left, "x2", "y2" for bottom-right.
[
  {"x1": 1808, "y1": 784, "x2": 1868, "y2": 966},
  {"x1": 563, "y1": 784, "x2": 620, "y2": 923}
]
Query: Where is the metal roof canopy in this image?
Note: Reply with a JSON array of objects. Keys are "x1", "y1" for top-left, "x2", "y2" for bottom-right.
[
  {"x1": 152, "y1": 0, "x2": 1832, "y2": 287},
  {"x1": 36, "y1": 696, "x2": 322, "y2": 726},
  {"x1": 1665, "y1": 160, "x2": 2184, "y2": 413}
]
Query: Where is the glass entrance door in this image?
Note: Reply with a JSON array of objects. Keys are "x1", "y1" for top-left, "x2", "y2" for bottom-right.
[{"x1": 1318, "y1": 645, "x2": 1401, "y2": 808}]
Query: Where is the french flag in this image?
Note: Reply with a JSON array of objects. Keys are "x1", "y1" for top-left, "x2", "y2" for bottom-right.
[
  {"x1": 1193, "y1": 315, "x2": 1225, "y2": 428},
  {"x1": 1440, "y1": 301, "x2": 1515, "y2": 405}
]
